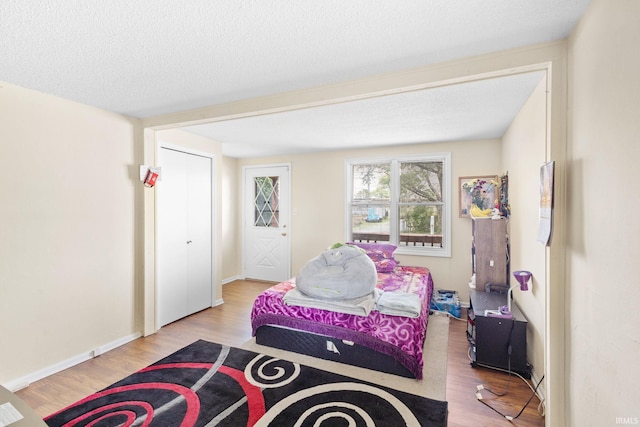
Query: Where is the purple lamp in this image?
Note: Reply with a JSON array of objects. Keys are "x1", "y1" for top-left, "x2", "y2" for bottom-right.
[
  {"x1": 506, "y1": 270, "x2": 532, "y2": 314},
  {"x1": 484, "y1": 270, "x2": 532, "y2": 318}
]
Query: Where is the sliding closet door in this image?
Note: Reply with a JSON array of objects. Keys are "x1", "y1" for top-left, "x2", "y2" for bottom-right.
[
  {"x1": 157, "y1": 147, "x2": 212, "y2": 327},
  {"x1": 185, "y1": 153, "x2": 212, "y2": 315}
]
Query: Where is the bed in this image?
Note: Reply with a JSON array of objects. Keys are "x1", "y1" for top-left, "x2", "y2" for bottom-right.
[{"x1": 250, "y1": 243, "x2": 434, "y2": 379}]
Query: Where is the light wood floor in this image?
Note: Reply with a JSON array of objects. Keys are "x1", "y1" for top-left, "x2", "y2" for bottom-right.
[{"x1": 16, "y1": 279, "x2": 544, "y2": 426}]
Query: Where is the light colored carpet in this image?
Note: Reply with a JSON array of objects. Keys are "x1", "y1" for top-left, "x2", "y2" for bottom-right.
[{"x1": 242, "y1": 312, "x2": 450, "y2": 402}]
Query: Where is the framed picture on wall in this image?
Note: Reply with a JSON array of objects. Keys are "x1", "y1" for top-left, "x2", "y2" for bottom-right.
[{"x1": 459, "y1": 175, "x2": 499, "y2": 218}]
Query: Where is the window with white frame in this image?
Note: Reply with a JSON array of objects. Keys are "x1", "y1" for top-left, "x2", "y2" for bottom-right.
[{"x1": 346, "y1": 153, "x2": 451, "y2": 257}]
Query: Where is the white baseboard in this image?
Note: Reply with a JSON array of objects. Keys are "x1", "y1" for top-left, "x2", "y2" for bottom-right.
[
  {"x1": 3, "y1": 332, "x2": 142, "y2": 392},
  {"x1": 221, "y1": 275, "x2": 242, "y2": 285},
  {"x1": 530, "y1": 368, "x2": 546, "y2": 407}
]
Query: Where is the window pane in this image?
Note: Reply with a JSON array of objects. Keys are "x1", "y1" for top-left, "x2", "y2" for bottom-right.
[
  {"x1": 398, "y1": 205, "x2": 443, "y2": 247},
  {"x1": 399, "y1": 161, "x2": 443, "y2": 203},
  {"x1": 350, "y1": 205, "x2": 390, "y2": 243},
  {"x1": 346, "y1": 154, "x2": 450, "y2": 256},
  {"x1": 253, "y1": 176, "x2": 280, "y2": 227},
  {"x1": 352, "y1": 163, "x2": 390, "y2": 202}
]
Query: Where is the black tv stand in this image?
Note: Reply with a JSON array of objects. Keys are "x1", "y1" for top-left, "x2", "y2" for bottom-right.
[{"x1": 467, "y1": 290, "x2": 531, "y2": 378}]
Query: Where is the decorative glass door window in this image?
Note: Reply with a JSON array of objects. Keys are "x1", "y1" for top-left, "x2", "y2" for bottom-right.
[{"x1": 254, "y1": 176, "x2": 280, "y2": 227}]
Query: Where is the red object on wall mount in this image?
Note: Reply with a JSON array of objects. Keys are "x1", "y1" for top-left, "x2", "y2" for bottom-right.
[
  {"x1": 143, "y1": 168, "x2": 158, "y2": 187},
  {"x1": 143, "y1": 169, "x2": 159, "y2": 187}
]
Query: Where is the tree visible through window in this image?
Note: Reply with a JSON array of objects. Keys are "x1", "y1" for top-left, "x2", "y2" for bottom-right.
[{"x1": 347, "y1": 154, "x2": 451, "y2": 256}]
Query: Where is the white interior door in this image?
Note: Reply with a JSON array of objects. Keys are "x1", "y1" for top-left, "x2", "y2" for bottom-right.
[
  {"x1": 185, "y1": 154, "x2": 212, "y2": 314},
  {"x1": 158, "y1": 147, "x2": 213, "y2": 327},
  {"x1": 243, "y1": 165, "x2": 290, "y2": 282}
]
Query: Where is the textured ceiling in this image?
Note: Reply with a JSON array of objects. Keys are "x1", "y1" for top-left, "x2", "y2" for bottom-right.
[
  {"x1": 0, "y1": 1, "x2": 591, "y2": 157},
  {"x1": 183, "y1": 71, "x2": 546, "y2": 158}
]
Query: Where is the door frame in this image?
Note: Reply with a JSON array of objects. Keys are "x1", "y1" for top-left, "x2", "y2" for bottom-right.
[
  {"x1": 156, "y1": 141, "x2": 216, "y2": 328},
  {"x1": 242, "y1": 163, "x2": 292, "y2": 282}
]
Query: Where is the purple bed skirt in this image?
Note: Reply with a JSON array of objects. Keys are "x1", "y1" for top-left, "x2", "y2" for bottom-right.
[{"x1": 250, "y1": 265, "x2": 434, "y2": 379}]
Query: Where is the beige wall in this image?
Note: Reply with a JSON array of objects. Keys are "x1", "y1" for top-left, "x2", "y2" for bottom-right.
[
  {"x1": 0, "y1": 83, "x2": 140, "y2": 387},
  {"x1": 502, "y1": 77, "x2": 548, "y2": 390},
  {"x1": 237, "y1": 139, "x2": 502, "y2": 300},
  {"x1": 221, "y1": 156, "x2": 240, "y2": 281},
  {"x1": 566, "y1": 0, "x2": 640, "y2": 424}
]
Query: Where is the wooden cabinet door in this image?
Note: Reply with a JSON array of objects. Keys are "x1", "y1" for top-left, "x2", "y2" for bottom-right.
[{"x1": 472, "y1": 218, "x2": 508, "y2": 291}]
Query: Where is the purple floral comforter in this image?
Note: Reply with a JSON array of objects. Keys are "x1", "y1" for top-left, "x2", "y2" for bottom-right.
[{"x1": 250, "y1": 265, "x2": 434, "y2": 379}]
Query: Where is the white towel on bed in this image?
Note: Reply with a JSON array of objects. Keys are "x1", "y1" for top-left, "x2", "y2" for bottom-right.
[
  {"x1": 283, "y1": 287, "x2": 380, "y2": 316},
  {"x1": 375, "y1": 291, "x2": 422, "y2": 318}
]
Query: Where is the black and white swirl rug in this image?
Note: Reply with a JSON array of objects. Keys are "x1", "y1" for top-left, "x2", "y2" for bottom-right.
[{"x1": 45, "y1": 339, "x2": 447, "y2": 426}]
